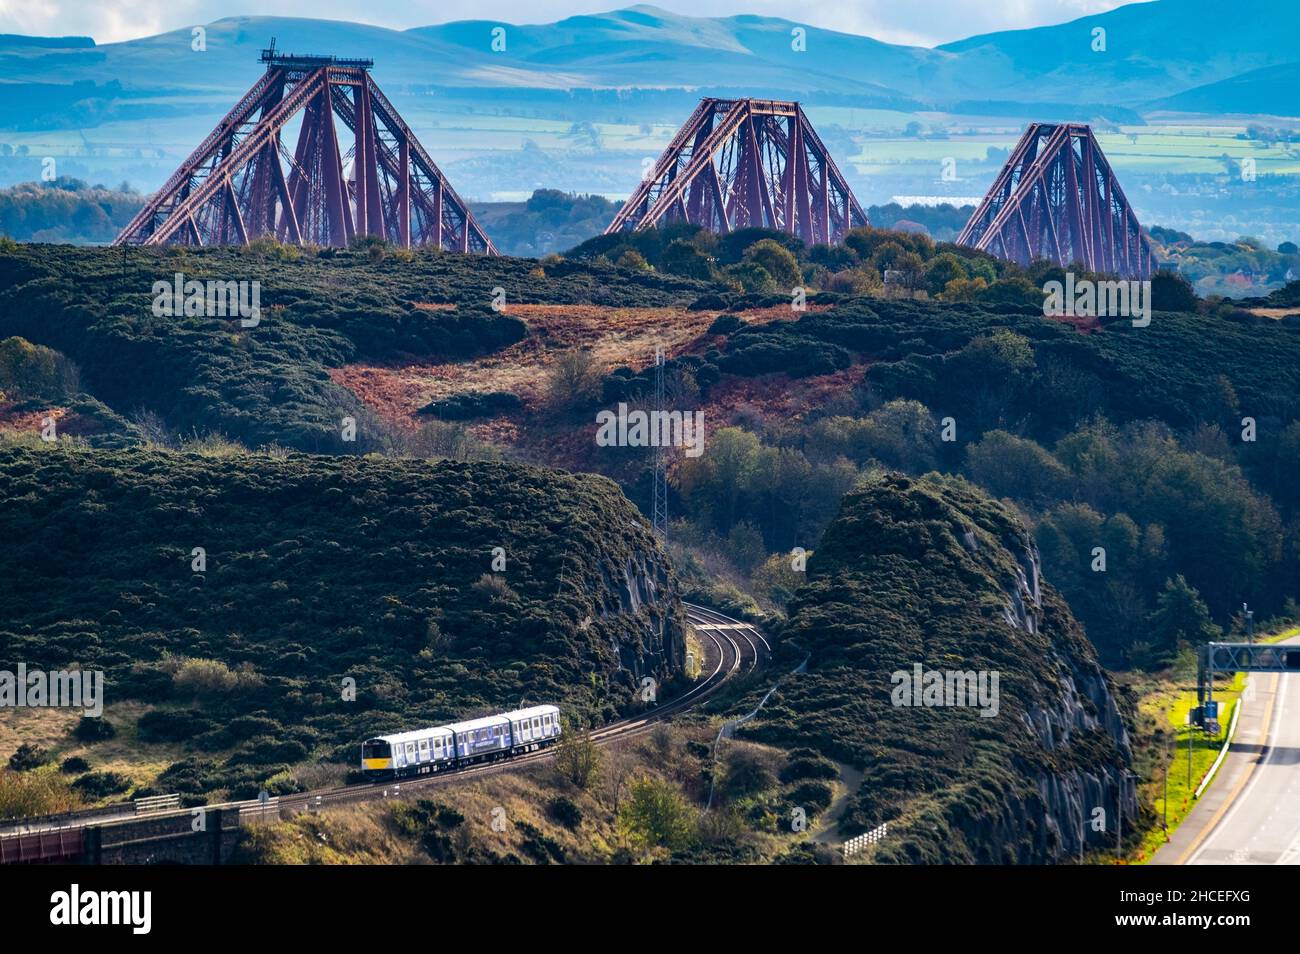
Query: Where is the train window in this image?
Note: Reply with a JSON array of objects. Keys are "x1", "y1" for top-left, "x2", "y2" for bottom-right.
[{"x1": 362, "y1": 741, "x2": 391, "y2": 759}]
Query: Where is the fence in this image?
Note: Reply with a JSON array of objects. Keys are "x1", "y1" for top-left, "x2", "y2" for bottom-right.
[
  {"x1": 843, "y1": 823, "x2": 888, "y2": 858},
  {"x1": 238, "y1": 797, "x2": 282, "y2": 825}
]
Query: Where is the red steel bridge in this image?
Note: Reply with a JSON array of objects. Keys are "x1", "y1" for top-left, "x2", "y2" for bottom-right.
[
  {"x1": 956, "y1": 122, "x2": 1155, "y2": 279},
  {"x1": 605, "y1": 98, "x2": 868, "y2": 244},
  {"x1": 114, "y1": 42, "x2": 496, "y2": 253}
]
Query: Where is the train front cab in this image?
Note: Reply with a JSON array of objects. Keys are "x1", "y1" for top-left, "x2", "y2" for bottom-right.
[{"x1": 361, "y1": 738, "x2": 394, "y2": 780}]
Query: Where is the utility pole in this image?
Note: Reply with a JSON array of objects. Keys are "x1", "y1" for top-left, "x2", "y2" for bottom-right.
[
  {"x1": 1243, "y1": 602, "x2": 1254, "y2": 644},
  {"x1": 651, "y1": 345, "x2": 668, "y2": 542},
  {"x1": 1162, "y1": 738, "x2": 1169, "y2": 836},
  {"x1": 1116, "y1": 772, "x2": 1123, "y2": 859}
]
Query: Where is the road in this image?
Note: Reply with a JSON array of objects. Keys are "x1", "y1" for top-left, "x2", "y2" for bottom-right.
[
  {"x1": 0, "y1": 601, "x2": 766, "y2": 845},
  {"x1": 1154, "y1": 635, "x2": 1300, "y2": 865}
]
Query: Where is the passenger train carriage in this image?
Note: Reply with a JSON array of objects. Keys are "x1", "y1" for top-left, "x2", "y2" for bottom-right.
[{"x1": 361, "y1": 704, "x2": 561, "y2": 780}]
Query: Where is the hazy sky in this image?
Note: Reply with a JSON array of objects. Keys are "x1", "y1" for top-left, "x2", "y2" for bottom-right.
[{"x1": 0, "y1": 1, "x2": 1134, "y2": 47}]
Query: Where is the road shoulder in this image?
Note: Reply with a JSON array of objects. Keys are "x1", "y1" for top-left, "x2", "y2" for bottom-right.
[{"x1": 1150, "y1": 671, "x2": 1279, "y2": 865}]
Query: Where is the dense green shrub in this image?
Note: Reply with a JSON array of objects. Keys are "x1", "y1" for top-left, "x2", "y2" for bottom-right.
[
  {"x1": 137, "y1": 710, "x2": 214, "y2": 743},
  {"x1": 71, "y1": 771, "x2": 131, "y2": 798},
  {"x1": 547, "y1": 795, "x2": 583, "y2": 830},
  {"x1": 417, "y1": 391, "x2": 523, "y2": 420},
  {"x1": 8, "y1": 743, "x2": 49, "y2": 772},
  {"x1": 779, "y1": 753, "x2": 839, "y2": 784},
  {"x1": 786, "y1": 780, "x2": 834, "y2": 814},
  {"x1": 72, "y1": 716, "x2": 116, "y2": 742}
]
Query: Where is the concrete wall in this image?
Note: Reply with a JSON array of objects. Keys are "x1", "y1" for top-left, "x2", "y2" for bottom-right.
[{"x1": 84, "y1": 808, "x2": 244, "y2": 865}]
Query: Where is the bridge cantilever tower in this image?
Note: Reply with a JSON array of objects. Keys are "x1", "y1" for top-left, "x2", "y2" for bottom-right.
[
  {"x1": 606, "y1": 98, "x2": 867, "y2": 245},
  {"x1": 114, "y1": 41, "x2": 496, "y2": 253},
  {"x1": 956, "y1": 122, "x2": 1153, "y2": 279}
]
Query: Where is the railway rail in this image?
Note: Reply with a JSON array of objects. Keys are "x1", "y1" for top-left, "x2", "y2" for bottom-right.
[{"x1": 0, "y1": 602, "x2": 767, "y2": 854}]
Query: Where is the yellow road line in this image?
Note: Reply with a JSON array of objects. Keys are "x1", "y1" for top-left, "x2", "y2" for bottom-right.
[{"x1": 1175, "y1": 672, "x2": 1279, "y2": 865}]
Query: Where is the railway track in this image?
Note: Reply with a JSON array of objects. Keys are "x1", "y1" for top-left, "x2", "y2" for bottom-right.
[
  {"x1": 1, "y1": 602, "x2": 767, "y2": 840},
  {"x1": 273, "y1": 602, "x2": 767, "y2": 815}
]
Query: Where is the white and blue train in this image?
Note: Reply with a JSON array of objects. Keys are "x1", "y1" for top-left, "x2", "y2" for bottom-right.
[{"x1": 361, "y1": 704, "x2": 562, "y2": 780}]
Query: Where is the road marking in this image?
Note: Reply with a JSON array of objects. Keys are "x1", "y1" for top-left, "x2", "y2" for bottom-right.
[{"x1": 1180, "y1": 671, "x2": 1281, "y2": 865}]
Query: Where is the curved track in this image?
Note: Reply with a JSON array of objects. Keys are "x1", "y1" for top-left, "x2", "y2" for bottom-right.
[
  {"x1": 1, "y1": 603, "x2": 766, "y2": 838},
  {"x1": 276, "y1": 602, "x2": 767, "y2": 815}
]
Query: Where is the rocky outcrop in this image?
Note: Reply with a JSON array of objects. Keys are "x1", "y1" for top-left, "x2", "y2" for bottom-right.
[
  {"x1": 997, "y1": 524, "x2": 1137, "y2": 860},
  {"x1": 746, "y1": 473, "x2": 1135, "y2": 864},
  {"x1": 593, "y1": 540, "x2": 685, "y2": 681}
]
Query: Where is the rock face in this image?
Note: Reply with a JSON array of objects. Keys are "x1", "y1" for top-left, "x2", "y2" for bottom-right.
[
  {"x1": 596, "y1": 551, "x2": 683, "y2": 678},
  {"x1": 748, "y1": 473, "x2": 1135, "y2": 864}
]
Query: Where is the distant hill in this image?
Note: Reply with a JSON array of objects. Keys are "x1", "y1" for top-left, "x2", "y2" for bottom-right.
[
  {"x1": 1, "y1": 2, "x2": 1297, "y2": 224},
  {"x1": 937, "y1": 0, "x2": 1300, "y2": 104},
  {"x1": 2, "y1": 1, "x2": 1297, "y2": 120},
  {"x1": 1149, "y1": 61, "x2": 1300, "y2": 117},
  {"x1": 0, "y1": 34, "x2": 92, "y2": 48},
  {"x1": 748, "y1": 473, "x2": 1135, "y2": 863}
]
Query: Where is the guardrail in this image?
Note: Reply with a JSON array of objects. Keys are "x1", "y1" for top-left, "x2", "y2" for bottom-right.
[
  {"x1": 134, "y1": 793, "x2": 181, "y2": 815},
  {"x1": 0, "y1": 800, "x2": 131, "y2": 836}
]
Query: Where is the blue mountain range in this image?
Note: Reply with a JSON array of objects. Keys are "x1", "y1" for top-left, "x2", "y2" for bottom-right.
[{"x1": 0, "y1": 1, "x2": 1296, "y2": 119}]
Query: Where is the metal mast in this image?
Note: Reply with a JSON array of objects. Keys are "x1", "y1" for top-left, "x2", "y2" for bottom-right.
[{"x1": 651, "y1": 346, "x2": 668, "y2": 542}]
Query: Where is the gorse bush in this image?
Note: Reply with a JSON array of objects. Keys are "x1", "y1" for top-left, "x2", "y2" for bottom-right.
[
  {"x1": 70, "y1": 771, "x2": 132, "y2": 799},
  {"x1": 0, "y1": 335, "x2": 80, "y2": 401},
  {"x1": 7, "y1": 743, "x2": 49, "y2": 772},
  {"x1": 169, "y1": 657, "x2": 263, "y2": 697}
]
